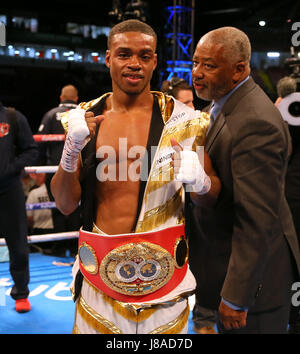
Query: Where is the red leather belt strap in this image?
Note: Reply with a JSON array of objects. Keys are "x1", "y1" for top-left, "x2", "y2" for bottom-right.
[{"x1": 78, "y1": 224, "x2": 188, "y2": 303}]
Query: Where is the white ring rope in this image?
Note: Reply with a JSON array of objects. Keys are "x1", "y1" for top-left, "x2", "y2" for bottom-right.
[
  {"x1": 26, "y1": 202, "x2": 57, "y2": 210},
  {"x1": 26, "y1": 134, "x2": 62, "y2": 173},
  {"x1": 0, "y1": 231, "x2": 79, "y2": 246},
  {"x1": 25, "y1": 166, "x2": 58, "y2": 174}
]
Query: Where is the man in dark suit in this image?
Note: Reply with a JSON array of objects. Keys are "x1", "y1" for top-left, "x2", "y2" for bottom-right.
[{"x1": 189, "y1": 26, "x2": 300, "y2": 333}]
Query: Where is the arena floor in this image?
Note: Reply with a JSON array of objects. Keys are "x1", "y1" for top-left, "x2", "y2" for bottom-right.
[{"x1": 0, "y1": 252, "x2": 198, "y2": 334}]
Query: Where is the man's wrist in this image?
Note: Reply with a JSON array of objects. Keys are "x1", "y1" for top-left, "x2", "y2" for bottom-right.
[
  {"x1": 222, "y1": 298, "x2": 248, "y2": 311},
  {"x1": 60, "y1": 134, "x2": 86, "y2": 173}
]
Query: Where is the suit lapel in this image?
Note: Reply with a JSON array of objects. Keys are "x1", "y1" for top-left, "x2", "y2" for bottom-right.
[
  {"x1": 221, "y1": 77, "x2": 256, "y2": 116},
  {"x1": 205, "y1": 112, "x2": 226, "y2": 152},
  {"x1": 205, "y1": 77, "x2": 257, "y2": 152}
]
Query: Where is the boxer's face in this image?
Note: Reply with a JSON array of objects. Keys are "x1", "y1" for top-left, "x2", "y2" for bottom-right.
[{"x1": 105, "y1": 32, "x2": 157, "y2": 95}]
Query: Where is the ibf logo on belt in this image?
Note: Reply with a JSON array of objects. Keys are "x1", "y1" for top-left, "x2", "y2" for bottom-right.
[
  {"x1": 0, "y1": 123, "x2": 9, "y2": 138},
  {"x1": 0, "y1": 22, "x2": 5, "y2": 46}
]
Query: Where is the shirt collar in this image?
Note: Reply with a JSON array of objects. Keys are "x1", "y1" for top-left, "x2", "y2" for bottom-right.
[
  {"x1": 211, "y1": 76, "x2": 249, "y2": 116},
  {"x1": 59, "y1": 100, "x2": 78, "y2": 108}
]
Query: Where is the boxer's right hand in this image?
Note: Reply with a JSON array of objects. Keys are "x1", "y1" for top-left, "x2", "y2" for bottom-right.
[
  {"x1": 68, "y1": 108, "x2": 90, "y2": 142},
  {"x1": 60, "y1": 108, "x2": 104, "y2": 173},
  {"x1": 68, "y1": 108, "x2": 105, "y2": 145}
]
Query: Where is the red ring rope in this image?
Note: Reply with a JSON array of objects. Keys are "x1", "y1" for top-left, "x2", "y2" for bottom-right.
[{"x1": 33, "y1": 134, "x2": 65, "y2": 142}]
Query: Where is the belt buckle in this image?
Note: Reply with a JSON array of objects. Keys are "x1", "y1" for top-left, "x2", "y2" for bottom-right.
[{"x1": 99, "y1": 242, "x2": 175, "y2": 296}]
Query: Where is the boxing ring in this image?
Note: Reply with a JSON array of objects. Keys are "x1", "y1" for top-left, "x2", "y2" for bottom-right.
[
  {"x1": 0, "y1": 133, "x2": 196, "y2": 334},
  {"x1": 0, "y1": 134, "x2": 79, "y2": 247},
  {"x1": 0, "y1": 133, "x2": 74, "y2": 333}
]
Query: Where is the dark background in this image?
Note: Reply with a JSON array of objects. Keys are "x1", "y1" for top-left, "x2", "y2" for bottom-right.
[{"x1": 0, "y1": 0, "x2": 299, "y2": 132}]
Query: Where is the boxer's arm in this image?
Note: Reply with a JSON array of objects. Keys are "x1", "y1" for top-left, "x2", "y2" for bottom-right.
[
  {"x1": 51, "y1": 162, "x2": 82, "y2": 215},
  {"x1": 51, "y1": 109, "x2": 104, "y2": 215}
]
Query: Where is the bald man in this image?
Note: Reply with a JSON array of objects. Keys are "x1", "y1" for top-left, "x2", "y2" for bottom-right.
[
  {"x1": 188, "y1": 26, "x2": 300, "y2": 334},
  {"x1": 60, "y1": 85, "x2": 79, "y2": 103},
  {"x1": 37, "y1": 84, "x2": 81, "y2": 239},
  {"x1": 38, "y1": 85, "x2": 79, "y2": 166}
]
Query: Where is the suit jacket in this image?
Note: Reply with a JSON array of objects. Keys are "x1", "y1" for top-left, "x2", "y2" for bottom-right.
[
  {"x1": 286, "y1": 125, "x2": 300, "y2": 204},
  {"x1": 189, "y1": 77, "x2": 300, "y2": 312}
]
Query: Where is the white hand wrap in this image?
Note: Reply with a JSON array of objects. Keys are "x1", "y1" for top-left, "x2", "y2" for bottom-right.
[
  {"x1": 174, "y1": 150, "x2": 211, "y2": 194},
  {"x1": 60, "y1": 108, "x2": 90, "y2": 173}
]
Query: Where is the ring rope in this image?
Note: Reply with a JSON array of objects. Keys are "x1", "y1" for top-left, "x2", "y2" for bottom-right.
[
  {"x1": 0, "y1": 231, "x2": 79, "y2": 246},
  {"x1": 33, "y1": 134, "x2": 65, "y2": 142},
  {"x1": 26, "y1": 134, "x2": 63, "y2": 173},
  {"x1": 8, "y1": 134, "x2": 77, "y2": 246},
  {"x1": 26, "y1": 202, "x2": 57, "y2": 210},
  {"x1": 25, "y1": 166, "x2": 58, "y2": 174}
]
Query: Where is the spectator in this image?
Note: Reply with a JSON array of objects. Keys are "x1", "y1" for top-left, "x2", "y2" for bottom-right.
[
  {"x1": 38, "y1": 84, "x2": 78, "y2": 167},
  {"x1": 0, "y1": 102, "x2": 38, "y2": 313},
  {"x1": 26, "y1": 173, "x2": 54, "y2": 235},
  {"x1": 161, "y1": 77, "x2": 195, "y2": 108},
  {"x1": 275, "y1": 76, "x2": 297, "y2": 107},
  {"x1": 276, "y1": 76, "x2": 300, "y2": 333},
  {"x1": 37, "y1": 84, "x2": 81, "y2": 251}
]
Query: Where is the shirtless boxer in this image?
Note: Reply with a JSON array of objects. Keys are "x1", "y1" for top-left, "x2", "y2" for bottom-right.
[{"x1": 51, "y1": 19, "x2": 220, "y2": 334}]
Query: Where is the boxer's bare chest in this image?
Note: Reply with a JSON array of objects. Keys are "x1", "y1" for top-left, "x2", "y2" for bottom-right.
[
  {"x1": 96, "y1": 109, "x2": 152, "y2": 167},
  {"x1": 93, "y1": 107, "x2": 153, "y2": 233}
]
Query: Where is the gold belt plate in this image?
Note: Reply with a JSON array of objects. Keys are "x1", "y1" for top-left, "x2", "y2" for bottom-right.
[{"x1": 99, "y1": 242, "x2": 175, "y2": 296}]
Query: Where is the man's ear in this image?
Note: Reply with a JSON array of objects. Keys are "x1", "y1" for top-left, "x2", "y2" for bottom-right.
[
  {"x1": 232, "y1": 61, "x2": 247, "y2": 83},
  {"x1": 105, "y1": 50, "x2": 111, "y2": 68}
]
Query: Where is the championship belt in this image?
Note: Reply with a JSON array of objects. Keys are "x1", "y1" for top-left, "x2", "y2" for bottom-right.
[{"x1": 78, "y1": 224, "x2": 188, "y2": 303}]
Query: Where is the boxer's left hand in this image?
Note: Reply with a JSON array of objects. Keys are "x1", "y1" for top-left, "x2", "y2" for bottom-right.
[{"x1": 171, "y1": 138, "x2": 211, "y2": 194}]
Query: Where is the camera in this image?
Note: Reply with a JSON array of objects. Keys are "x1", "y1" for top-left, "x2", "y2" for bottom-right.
[{"x1": 278, "y1": 92, "x2": 300, "y2": 126}]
